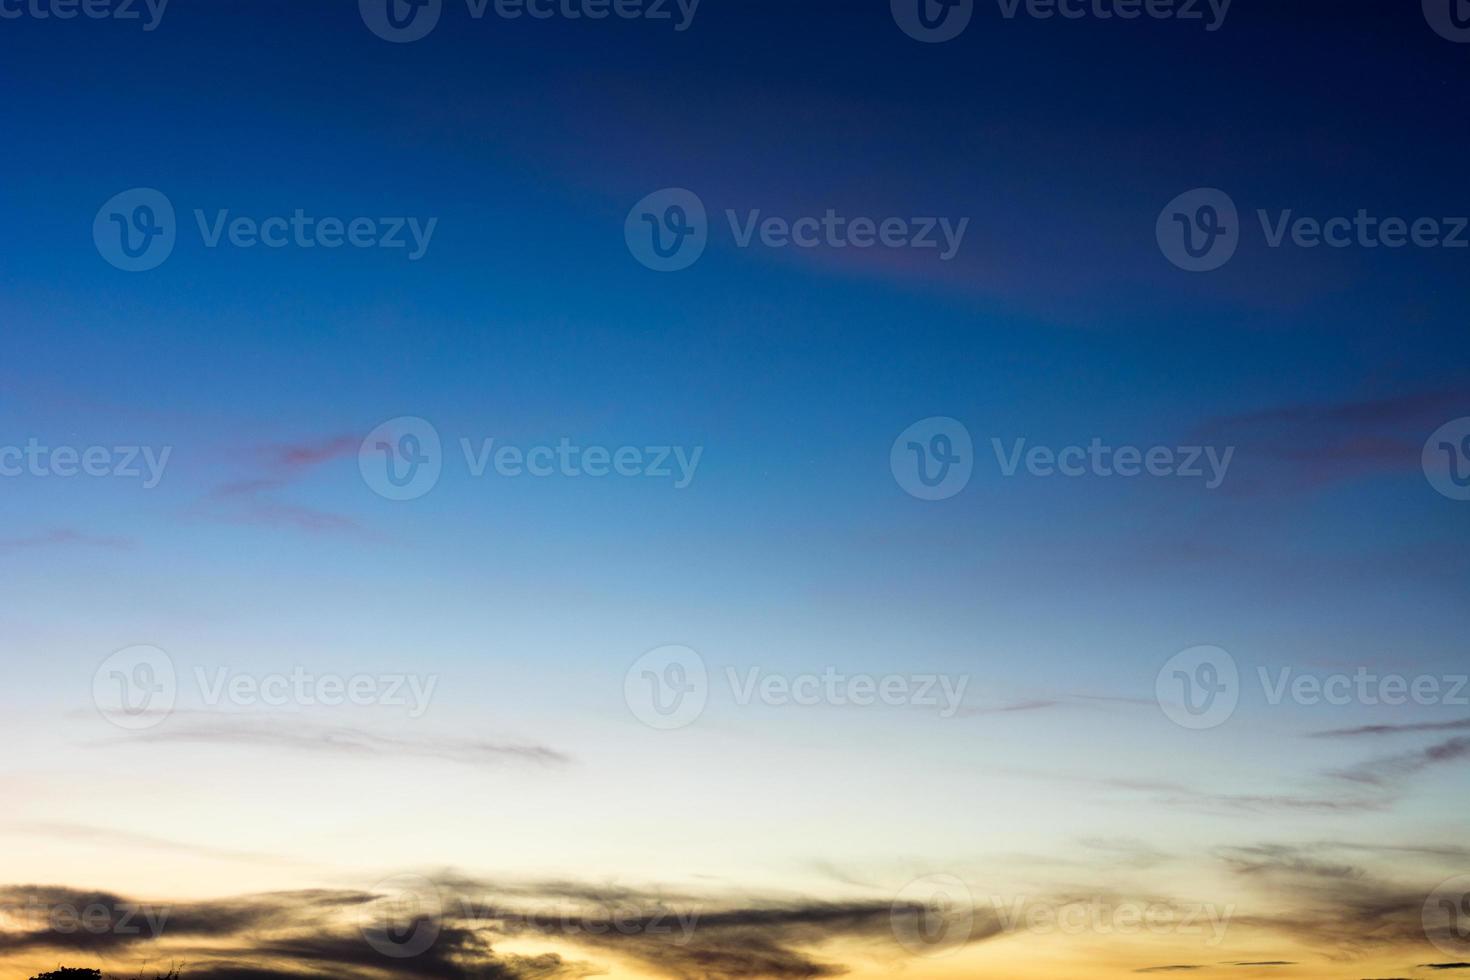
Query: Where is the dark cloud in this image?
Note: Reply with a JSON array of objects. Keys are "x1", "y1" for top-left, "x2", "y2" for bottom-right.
[
  {"x1": 1328, "y1": 737, "x2": 1470, "y2": 787},
  {"x1": 1215, "y1": 845, "x2": 1444, "y2": 957},
  {"x1": 0, "y1": 876, "x2": 993, "y2": 980},
  {"x1": 1312, "y1": 719, "x2": 1470, "y2": 739}
]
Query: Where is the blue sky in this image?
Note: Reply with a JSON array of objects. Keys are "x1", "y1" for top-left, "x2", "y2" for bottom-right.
[{"x1": 2, "y1": 1, "x2": 1470, "y2": 978}]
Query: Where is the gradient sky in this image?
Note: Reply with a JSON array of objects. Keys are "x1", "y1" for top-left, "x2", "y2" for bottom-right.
[{"x1": 2, "y1": 1, "x2": 1469, "y2": 978}]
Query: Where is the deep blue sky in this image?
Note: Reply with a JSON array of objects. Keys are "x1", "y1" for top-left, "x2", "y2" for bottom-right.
[{"x1": 3, "y1": 0, "x2": 1468, "y2": 647}]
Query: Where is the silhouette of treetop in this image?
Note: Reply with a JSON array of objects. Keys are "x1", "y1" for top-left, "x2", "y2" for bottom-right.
[{"x1": 29, "y1": 970, "x2": 180, "y2": 980}]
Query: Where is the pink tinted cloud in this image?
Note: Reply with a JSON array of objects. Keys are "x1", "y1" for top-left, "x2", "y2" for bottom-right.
[
  {"x1": 0, "y1": 529, "x2": 134, "y2": 553},
  {"x1": 1196, "y1": 386, "x2": 1468, "y2": 493},
  {"x1": 195, "y1": 433, "x2": 364, "y2": 535},
  {"x1": 264, "y1": 434, "x2": 360, "y2": 471}
]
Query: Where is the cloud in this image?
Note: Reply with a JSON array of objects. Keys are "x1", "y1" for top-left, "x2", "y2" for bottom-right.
[
  {"x1": 1215, "y1": 845, "x2": 1445, "y2": 957},
  {"x1": 265, "y1": 436, "x2": 359, "y2": 471},
  {"x1": 104, "y1": 717, "x2": 571, "y2": 770},
  {"x1": 0, "y1": 876, "x2": 995, "y2": 980},
  {"x1": 1056, "y1": 774, "x2": 1391, "y2": 814},
  {"x1": 3, "y1": 822, "x2": 310, "y2": 868},
  {"x1": 192, "y1": 433, "x2": 364, "y2": 535},
  {"x1": 1327, "y1": 737, "x2": 1470, "y2": 787},
  {"x1": 1311, "y1": 718, "x2": 1470, "y2": 738},
  {"x1": 1194, "y1": 387, "x2": 1468, "y2": 493},
  {"x1": 0, "y1": 529, "x2": 133, "y2": 554},
  {"x1": 1076, "y1": 838, "x2": 1173, "y2": 870},
  {"x1": 955, "y1": 693, "x2": 1153, "y2": 718}
]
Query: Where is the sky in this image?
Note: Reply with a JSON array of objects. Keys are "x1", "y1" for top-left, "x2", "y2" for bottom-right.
[{"x1": 1, "y1": 0, "x2": 1469, "y2": 978}]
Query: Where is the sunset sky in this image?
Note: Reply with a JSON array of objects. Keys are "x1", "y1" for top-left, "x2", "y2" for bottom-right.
[{"x1": 2, "y1": 1, "x2": 1469, "y2": 977}]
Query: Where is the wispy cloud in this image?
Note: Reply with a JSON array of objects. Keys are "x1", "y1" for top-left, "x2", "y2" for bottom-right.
[
  {"x1": 1195, "y1": 386, "x2": 1468, "y2": 493},
  {"x1": 192, "y1": 433, "x2": 363, "y2": 535},
  {"x1": 1327, "y1": 736, "x2": 1470, "y2": 787},
  {"x1": 102, "y1": 716, "x2": 572, "y2": 770},
  {"x1": 1311, "y1": 718, "x2": 1470, "y2": 738},
  {"x1": 0, "y1": 529, "x2": 134, "y2": 554},
  {"x1": 3, "y1": 821, "x2": 310, "y2": 868}
]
